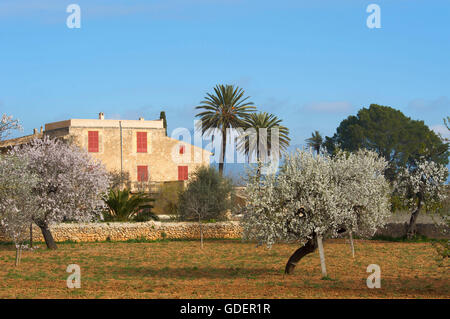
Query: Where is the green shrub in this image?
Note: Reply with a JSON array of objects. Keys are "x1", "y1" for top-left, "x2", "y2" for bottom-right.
[
  {"x1": 178, "y1": 166, "x2": 233, "y2": 222},
  {"x1": 102, "y1": 189, "x2": 158, "y2": 222},
  {"x1": 152, "y1": 181, "x2": 184, "y2": 216}
]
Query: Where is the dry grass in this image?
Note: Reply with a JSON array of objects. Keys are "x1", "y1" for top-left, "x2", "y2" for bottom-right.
[{"x1": 0, "y1": 239, "x2": 448, "y2": 299}]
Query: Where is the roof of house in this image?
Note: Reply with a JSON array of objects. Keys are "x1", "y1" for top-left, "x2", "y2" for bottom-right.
[
  {"x1": 0, "y1": 132, "x2": 43, "y2": 149},
  {"x1": 45, "y1": 118, "x2": 165, "y2": 131}
]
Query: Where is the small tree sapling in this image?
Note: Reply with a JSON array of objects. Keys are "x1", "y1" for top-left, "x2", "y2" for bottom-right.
[{"x1": 0, "y1": 155, "x2": 39, "y2": 265}]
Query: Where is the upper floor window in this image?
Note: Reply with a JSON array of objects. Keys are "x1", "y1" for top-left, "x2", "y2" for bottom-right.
[
  {"x1": 137, "y1": 132, "x2": 147, "y2": 153},
  {"x1": 179, "y1": 145, "x2": 185, "y2": 155},
  {"x1": 137, "y1": 165, "x2": 149, "y2": 182},
  {"x1": 88, "y1": 131, "x2": 99, "y2": 153}
]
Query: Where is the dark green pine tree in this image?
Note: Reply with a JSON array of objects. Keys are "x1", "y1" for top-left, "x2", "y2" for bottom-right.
[
  {"x1": 160, "y1": 111, "x2": 167, "y2": 136},
  {"x1": 323, "y1": 104, "x2": 449, "y2": 181}
]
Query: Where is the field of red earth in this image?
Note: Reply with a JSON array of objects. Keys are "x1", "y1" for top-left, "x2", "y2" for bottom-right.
[{"x1": 0, "y1": 239, "x2": 448, "y2": 299}]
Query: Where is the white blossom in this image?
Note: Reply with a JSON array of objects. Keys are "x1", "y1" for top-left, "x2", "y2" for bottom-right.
[
  {"x1": 10, "y1": 136, "x2": 110, "y2": 226},
  {"x1": 0, "y1": 114, "x2": 22, "y2": 140},
  {"x1": 0, "y1": 155, "x2": 38, "y2": 249},
  {"x1": 394, "y1": 157, "x2": 448, "y2": 211},
  {"x1": 242, "y1": 149, "x2": 391, "y2": 247}
]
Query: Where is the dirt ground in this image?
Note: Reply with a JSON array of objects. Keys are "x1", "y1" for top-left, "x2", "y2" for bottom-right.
[{"x1": 0, "y1": 239, "x2": 448, "y2": 299}]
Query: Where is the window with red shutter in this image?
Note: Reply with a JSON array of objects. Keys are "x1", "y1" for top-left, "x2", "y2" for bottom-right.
[
  {"x1": 137, "y1": 132, "x2": 147, "y2": 153},
  {"x1": 88, "y1": 131, "x2": 99, "y2": 153},
  {"x1": 179, "y1": 145, "x2": 185, "y2": 155},
  {"x1": 137, "y1": 166, "x2": 149, "y2": 182},
  {"x1": 178, "y1": 166, "x2": 188, "y2": 181}
]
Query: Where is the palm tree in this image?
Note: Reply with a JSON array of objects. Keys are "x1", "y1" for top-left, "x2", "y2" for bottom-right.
[
  {"x1": 237, "y1": 112, "x2": 290, "y2": 163},
  {"x1": 305, "y1": 130, "x2": 323, "y2": 155},
  {"x1": 102, "y1": 189, "x2": 158, "y2": 222},
  {"x1": 195, "y1": 84, "x2": 256, "y2": 175}
]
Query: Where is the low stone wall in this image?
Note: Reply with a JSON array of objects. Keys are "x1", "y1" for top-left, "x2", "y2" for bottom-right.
[
  {"x1": 374, "y1": 223, "x2": 449, "y2": 239},
  {"x1": 0, "y1": 221, "x2": 243, "y2": 243},
  {"x1": 0, "y1": 221, "x2": 448, "y2": 243}
]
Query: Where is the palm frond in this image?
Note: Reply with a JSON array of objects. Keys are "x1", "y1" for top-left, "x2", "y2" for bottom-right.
[
  {"x1": 102, "y1": 189, "x2": 158, "y2": 222},
  {"x1": 305, "y1": 131, "x2": 323, "y2": 154},
  {"x1": 236, "y1": 112, "x2": 290, "y2": 161}
]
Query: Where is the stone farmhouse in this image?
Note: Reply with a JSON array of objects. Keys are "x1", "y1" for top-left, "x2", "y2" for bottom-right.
[{"x1": 0, "y1": 112, "x2": 211, "y2": 189}]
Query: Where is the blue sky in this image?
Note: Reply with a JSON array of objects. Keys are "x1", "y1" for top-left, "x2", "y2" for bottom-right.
[{"x1": 0, "y1": 0, "x2": 449, "y2": 177}]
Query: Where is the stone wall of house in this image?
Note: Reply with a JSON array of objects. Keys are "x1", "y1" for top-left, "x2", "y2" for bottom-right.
[
  {"x1": 0, "y1": 221, "x2": 447, "y2": 243},
  {"x1": 68, "y1": 125, "x2": 210, "y2": 184},
  {"x1": 43, "y1": 117, "x2": 211, "y2": 186}
]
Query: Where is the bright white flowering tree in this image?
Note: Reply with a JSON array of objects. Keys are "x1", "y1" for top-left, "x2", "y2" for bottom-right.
[
  {"x1": 10, "y1": 136, "x2": 110, "y2": 250},
  {"x1": 242, "y1": 149, "x2": 391, "y2": 275},
  {"x1": 394, "y1": 158, "x2": 448, "y2": 239},
  {"x1": 0, "y1": 155, "x2": 39, "y2": 266},
  {"x1": 0, "y1": 114, "x2": 22, "y2": 140},
  {"x1": 331, "y1": 150, "x2": 392, "y2": 238}
]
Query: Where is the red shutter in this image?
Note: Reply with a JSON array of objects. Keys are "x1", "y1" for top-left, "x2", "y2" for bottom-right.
[
  {"x1": 179, "y1": 145, "x2": 185, "y2": 154},
  {"x1": 88, "y1": 131, "x2": 99, "y2": 153},
  {"x1": 137, "y1": 166, "x2": 148, "y2": 182},
  {"x1": 137, "y1": 132, "x2": 147, "y2": 153},
  {"x1": 178, "y1": 166, "x2": 188, "y2": 181}
]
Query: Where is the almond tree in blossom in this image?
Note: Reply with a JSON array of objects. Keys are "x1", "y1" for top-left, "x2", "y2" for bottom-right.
[
  {"x1": 394, "y1": 158, "x2": 448, "y2": 239},
  {"x1": 11, "y1": 136, "x2": 110, "y2": 249},
  {"x1": 0, "y1": 114, "x2": 22, "y2": 141},
  {"x1": 242, "y1": 149, "x2": 391, "y2": 276}
]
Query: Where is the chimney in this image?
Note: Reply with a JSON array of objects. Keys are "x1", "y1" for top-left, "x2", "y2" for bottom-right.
[
  {"x1": 33, "y1": 128, "x2": 37, "y2": 135},
  {"x1": 139, "y1": 117, "x2": 145, "y2": 121},
  {"x1": 99, "y1": 112, "x2": 105, "y2": 120}
]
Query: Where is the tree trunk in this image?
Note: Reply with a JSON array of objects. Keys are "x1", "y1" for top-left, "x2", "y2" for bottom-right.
[
  {"x1": 407, "y1": 200, "x2": 422, "y2": 239},
  {"x1": 29, "y1": 223, "x2": 33, "y2": 249},
  {"x1": 285, "y1": 234, "x2": 317, "y2": 275},
  {"x1": 317, "y1": 235, "x2": 327, "y2": 277},
  {"x1": 200, "y1": 222, "x2": 204, "y2": 249},
  {"x1": 256, "y1": 161, "x2": 262, "y2": 181},
  {"x1": 14, "y1": 244, "x2": 24, "y2": 266},
  {"x1": 349, "y1": 230, "x2": 355, "y2": 258},
  {"x1": 38, "y1": 223, "x2": 58, "y2": 250},
  {"x1": 218, "y1": 128, "x2": 227, "y2": 176},
  {"x1": 15, "y1": 246, "x2": 20, "y2": 267}
]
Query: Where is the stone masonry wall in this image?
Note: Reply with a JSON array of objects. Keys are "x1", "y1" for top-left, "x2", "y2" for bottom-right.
[
  {"x1": 0, "y1": 222, "x2": 243, "y2": 243},
  {"x1": 0, "y1": 221, "x2": 447, "y2": 243}
]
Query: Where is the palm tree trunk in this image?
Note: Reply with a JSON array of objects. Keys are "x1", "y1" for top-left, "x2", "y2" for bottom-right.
[
  {"x1": 317, "y1": 235, "x2": 327, "y2": 277},
  {"x1": 219, "y1": 128, "x2": 227, "y2": 176},
  {"x1": 256, "y1": 161, "x2": 262, "y2": 181}
]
